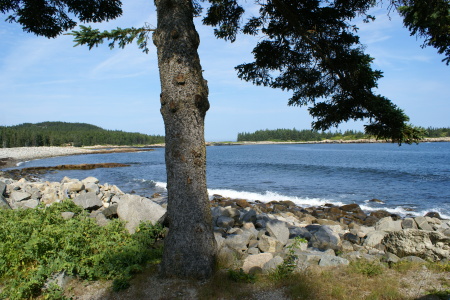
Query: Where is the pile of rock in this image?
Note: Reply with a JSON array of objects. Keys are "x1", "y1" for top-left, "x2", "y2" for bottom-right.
[
  {"x1": 1, "y1": 176, "x2": 449, "y2": 275},
  {"x1": 0, "y1": 176, "x2": 166, "y2": 234},
  {"x1": 210, "y1": 196, "x2": 450, "y2": 273}
]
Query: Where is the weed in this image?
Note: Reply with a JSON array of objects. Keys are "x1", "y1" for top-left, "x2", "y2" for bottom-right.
[
  {"x1": 0, "y1": 200, "x2": 164, "y2": 299},
  {"x1": 270, "y1": 236, "x2": 307, "y2": 280},
  {"x1": 349, "y1": 259, "x2": 385, "y2": 277},
  {"x1": 427, "y1": 289, "x2": 450, "y2": 300},
  {"x1": 228, "y1": 268, "x2": 256, "y2": 283}
]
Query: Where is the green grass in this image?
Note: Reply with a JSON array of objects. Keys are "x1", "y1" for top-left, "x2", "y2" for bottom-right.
[{"x1": 0, "y1": 200, "x2": 163, "y2": 299}]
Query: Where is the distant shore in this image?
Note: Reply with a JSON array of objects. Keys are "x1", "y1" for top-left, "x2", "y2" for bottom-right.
[
  {"x1": 0, "y1": 146, "x2": 157, "y2": 169},
  {"x1": 1, "y1": 137, "x2": 449, "y2": 169}
]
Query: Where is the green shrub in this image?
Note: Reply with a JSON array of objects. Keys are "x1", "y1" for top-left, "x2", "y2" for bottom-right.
[
  {"x1": 349, "y1": 259, "x2": 385, "y2": 277},
  {"x1": 227, "y1": 268, "x2": 257, "y2": 283},
  {"x1": 0, "y1": 200, "x2": 164, "y2": 299},
  {"x1": 270, "y1": 236, "x2": 307, "y2": 280}
]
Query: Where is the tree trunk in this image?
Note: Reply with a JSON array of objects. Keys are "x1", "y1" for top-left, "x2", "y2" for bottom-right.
[{"x1": 153, "y1": 0, "x2": 216, "y2": 278}]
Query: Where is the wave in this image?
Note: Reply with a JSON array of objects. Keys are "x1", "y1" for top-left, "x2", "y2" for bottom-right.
[{"x1": 131, "y1": 179, "x2": 450, "y2": 219}]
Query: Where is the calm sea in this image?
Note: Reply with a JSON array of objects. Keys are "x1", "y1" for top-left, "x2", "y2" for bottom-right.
[{"x1": 16, "y1": 142, "x2": 450, "y2": 219}]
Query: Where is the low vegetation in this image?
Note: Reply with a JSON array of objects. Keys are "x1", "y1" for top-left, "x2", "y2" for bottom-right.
[
  {"x1": 1, "y1": 202, "x2": 449, "y2": 299},
  {"x1": 237, "y1": 127, "x2": 450, "y2": 142},
  {"x1": 0, "y1": 200, "x2": 164, "y2": 299},
  {"x1": 0, "y1": 121, "x2": 164, "y2": 148}
]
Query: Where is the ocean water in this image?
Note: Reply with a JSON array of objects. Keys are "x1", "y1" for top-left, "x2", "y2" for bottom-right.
[{"x1": 15, "y1": 142, "x2": 450, "y2": 219}]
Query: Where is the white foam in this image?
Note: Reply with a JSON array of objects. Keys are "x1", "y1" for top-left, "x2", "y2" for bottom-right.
[
  {"x1": 154, "y1": 181, "x2": 167, "y2": 189},
  {"x1": 207, "y1": 188, "x2": 345, "y2": 207}
]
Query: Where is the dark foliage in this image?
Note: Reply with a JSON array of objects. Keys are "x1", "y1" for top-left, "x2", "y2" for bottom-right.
[
  {"x1": 203, "y1": 0, "x2": 433, "y2": 144},
  {"x1": 237, "y1": 127, "x2": 449, "y2": 142},
  {"x1": 1, "y1": 0, "x2": 123, "y2": 38},
  {"x1": 0, "y1": 121, "x2": 164, "y2": 148}
]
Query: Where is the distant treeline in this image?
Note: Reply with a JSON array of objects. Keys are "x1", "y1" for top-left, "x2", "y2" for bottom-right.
[
  {"x1": 237, "y1": 127, "x2": 450, "y2": 142},
  {"x1": 0, "y1": 122, "x2": 165, "y2": 148}
]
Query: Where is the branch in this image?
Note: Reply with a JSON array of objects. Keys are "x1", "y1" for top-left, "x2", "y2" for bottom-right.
[{"x1": 67, "y1": 24, "x2": 156, "y2": 53}]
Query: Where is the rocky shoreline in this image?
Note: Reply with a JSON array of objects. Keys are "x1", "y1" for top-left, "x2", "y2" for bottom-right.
[
  {"x1": 0, "y1": 146, "x2": 157, "y2": 169},
  {"x1": 1, "y1": 175, "x2": 449, "y2": 277}
]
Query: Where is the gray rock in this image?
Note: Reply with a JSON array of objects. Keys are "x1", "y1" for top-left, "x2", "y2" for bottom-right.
[
  {"x1": 16, "y1": 199, "x2": 39, "y2": 209},
  {"x1": 399, "y1": 256, "x2": 426, "y2": 263},
  {"x1": 258, "y1": 234, "x2": 283, "y2": 253},
  {"x1": 225, "y1": 230, "x2": 253, "y2": 252},
  {"x1": 266, "y1": 220, "x2": 290, "y2": 245},
  {"x1": 262, "y1": 256, "x2": 284, "y2": 273},
  {"x1": 82, "y1": 177, "x2": 100, "y2": 184},
  {"x1": 95, "y1": 212, "x2": 110, "y2": 227},
  {"x1": 73, "y1": 192, "x2": 102, "y2": 210},
  {"x1": 0, "y1": 194, "x2": 11, "y2": 209},
  {"x1": 382, "y1": 252, "x2": 400, "y2": 264},
  {"x1": 363, "y1": 231, "x2": 387, "y2": 248},
  {"x1": 242, "y1": 253, "x2": 273, "y2": 273},
  {"x1": 242, "y1": 209, "x2": 257, "y2": 223},
  {"x1": 309, "y1": 226, "x2": 341, "y2": 251},
  {"x1": 10, "y1": 191, "x2": 31, "y2": 202},
  {"x1": 101, "y1": 204, "x2": 118, "y2": 218},
  {"x1": 319, "y1": 255, "x2": 349, "y2": 266},
  {"x1": 289, "y1": 226, "x2": 312, "y2": 240},
  {"x1": 382, "y1": 229, "x2": 450, "y2": 261},
  {"x1": 84, "y1": 182, "x2": 100, "y2": 194},
  {"x1": 0, "y1": 181, "x2": 6, "y2": 195},
  {"x1": 61, "y1": 212, "x2": 75, "y2": 220},
  {"x1": 217, "y1": 216, "x2": 235, "y2": 228},
  {"x1": 117, "y1": 195, "x2": 166, "y2": 234},
  {"x1": 217, "y1": 246, "x2": 241, "y2": 269},
  {"x1": 64, "y1": 180, "x2": 85, "y2": 193},
  {"x1": 402, "y1": 218, "x2": 418, "y2": 229},
  {"x1": 297, "y1": 251, "x2": 325, "y2": 265},
  {"x1": 214, "y1": 232, "x2": 225, "y2": 250},
  {"x1": 375, "y1": 217, "x2": 403, "y2": 232},
  {"x1": 414, "y1": 216, "x2": 434, "y2": 231}
]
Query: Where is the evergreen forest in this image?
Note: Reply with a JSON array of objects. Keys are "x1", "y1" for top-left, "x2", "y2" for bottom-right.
[
  {"x1": 237, "y1": 127, "x2": 450, "y2": 142},
  {"x1": 0, "y1": 122, "x2": 164, "y2": 148}
]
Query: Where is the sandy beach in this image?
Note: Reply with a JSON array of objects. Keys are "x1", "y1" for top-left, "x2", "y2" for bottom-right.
[{"x1": 0, "y1": 146, "x2": 97, "y2": 169}]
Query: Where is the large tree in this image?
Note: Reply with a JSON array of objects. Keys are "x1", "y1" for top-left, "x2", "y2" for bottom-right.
[{"x1": 2, "y1": 0, "x2": 449, "y2": 279}]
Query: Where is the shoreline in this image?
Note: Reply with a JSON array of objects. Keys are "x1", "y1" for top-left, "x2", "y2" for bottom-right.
[{"x1": 1, "y1": 138, "x2": 450, "y2": 169}]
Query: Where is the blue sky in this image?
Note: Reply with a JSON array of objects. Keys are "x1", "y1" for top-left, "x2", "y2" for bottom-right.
[{"x1": 1, "y1": 1, "x2": 449, "y2": 141}]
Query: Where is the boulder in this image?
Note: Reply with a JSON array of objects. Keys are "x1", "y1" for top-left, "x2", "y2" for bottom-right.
[
  {"x1": 375, "y1": 217, "x2": 403, "y2": 232},
  {"x1": 258, "y1": 234, "x2": 283, "y2": 253},
  {"x1": 241, "y1": 209, "x2": 257, "y2": 223},
  {"x1": 63, "y1": 180, "x2": 85, "y2": 193},
  {"x1": 224, "y1": 231, "x2": 252, "y2": 252},
  {"x1": 318, "y1": 255, "x2": 349, "y2": 266},
  {"x1": 382, "y1": 229, "x2": 450, "y2": 261},
  {"x1": 363, "y1": 231, "x2": 387, "y2": 248},
  {"x1": 309, "y1": 226, "x2": 341, "y2": 251},
  {"x1": 402, "y1": 218, "x2": 418, "y2": 229},
  {"x1": 84, "y1": 182, "x2": 100, "y2": 194},
  {"x1": 262, "y1": 256, "x2": 284, "y2": 273},
  {"x1": 10, "y1": 191, "x2": 31, "y2": 202},
  {"x1": 0, "y1": 181, "x2": 6, "y2": 195},
  {"x1": 266, "y1": 220, "x2": 290, "y2": 245},
  {"x1": 242, "y1": 253, "x2": 273, "y2": 273},
  {"x1": 414, "y1": 216, "x2": 433, "y2": 231},
  {"x1": 217, "y1": 216, "x2": 235, "y2": 228},
  {"x1": 82, "y1": 177, "x2": 100, "y2": 184},
  {"x1": 289, "y1": 226, "x2": 312, "y2": 240},
  {"x1": 214, "y1": 232, "x2": 225, "y2": 250},
  {"x1": 16, "y1": 199, "x2": 40, "y2": 209},
  {"x1": 0, "y1": 195, "x2": 11, "y2": 209},
  {"x1": 61, "y1": 212, "x2": 75, "y2": 220},
  {"x1": 73, "y1": 192, "x2": 102, "y2": 210},
  {"x1": 116, "y1": 195, "x2": 166, "y2": 234},
  {"x1": 425, "y1": 212, "x2": 441, "y2": 219}
]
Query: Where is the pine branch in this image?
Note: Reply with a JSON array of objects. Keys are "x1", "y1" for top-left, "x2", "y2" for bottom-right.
[{"x1": 67, "y1": 24, "x2": 156, "y2": 53}]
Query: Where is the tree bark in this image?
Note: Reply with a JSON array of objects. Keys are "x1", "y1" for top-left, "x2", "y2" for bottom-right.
[{"x1": 153, "y1": 0, "x2": 216, "y2": 278}]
